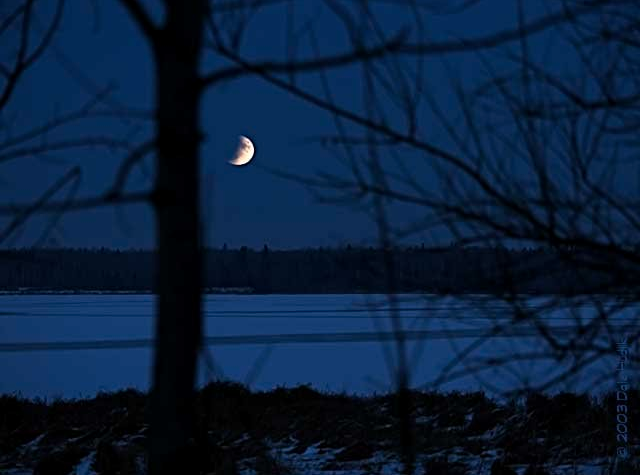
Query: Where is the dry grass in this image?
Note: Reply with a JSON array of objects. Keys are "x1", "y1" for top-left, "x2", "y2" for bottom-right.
[{"x1": 0, "y1": 383, "x2": 638, "y2": 474}]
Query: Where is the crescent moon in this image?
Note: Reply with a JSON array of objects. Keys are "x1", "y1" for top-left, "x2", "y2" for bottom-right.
[{"x1": 228, "y1": 135, "x2": 255, "y2": 166}]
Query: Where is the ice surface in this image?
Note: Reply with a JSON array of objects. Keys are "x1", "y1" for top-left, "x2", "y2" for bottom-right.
[{"x1": 0, "y1": 294, "x2": 637, "y2": 398}]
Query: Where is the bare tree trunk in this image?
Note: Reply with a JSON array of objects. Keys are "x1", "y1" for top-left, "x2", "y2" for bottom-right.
[{"x1": 148, "y1": 2, "x2": 206, "y2": 473}]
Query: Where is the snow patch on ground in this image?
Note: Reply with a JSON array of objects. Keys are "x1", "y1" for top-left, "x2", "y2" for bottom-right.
[
  {"x1": 266, "y1": 440, "x2": 426, "y2": 475},
  {"x1": 70, "y1": 451, "x2": 96, "y2": 475},
  {"x1": 270, "y1": 440, "x2": 339, "y2": 473},
  {"x1": 18, "y1": 433, "x2": 46, "y2": 456},
  {"x1": 1, "y1": 468, "x2": 33, "y2": 475}
]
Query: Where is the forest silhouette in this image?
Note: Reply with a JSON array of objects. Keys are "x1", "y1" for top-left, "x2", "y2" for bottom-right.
[{"x1": 0, "y1": 245, "x2": 634, "y2": 295}]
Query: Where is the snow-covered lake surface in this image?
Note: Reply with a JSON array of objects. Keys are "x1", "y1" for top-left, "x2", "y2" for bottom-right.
[{"x1": 0, "y1": 294, "x2": 638, "y2": 399}]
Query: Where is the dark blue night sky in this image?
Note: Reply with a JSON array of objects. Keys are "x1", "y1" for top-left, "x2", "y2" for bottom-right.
[{"x1": 2, "y1": 1, "x2": 637, "y2": 249}]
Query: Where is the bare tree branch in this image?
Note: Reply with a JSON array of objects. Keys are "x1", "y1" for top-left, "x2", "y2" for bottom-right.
[{"x1": 116, "y1": 0, "x2": 158, "y2": 42}]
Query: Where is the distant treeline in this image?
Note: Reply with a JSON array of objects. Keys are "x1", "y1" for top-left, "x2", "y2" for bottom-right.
[{"x1": 0, "y1": 245, "x2": 635, "y2": 294}]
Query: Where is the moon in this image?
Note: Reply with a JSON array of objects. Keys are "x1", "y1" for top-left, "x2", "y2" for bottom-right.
[{"x1": 228, "y1": 135, "x2": 255, "y2": 166}]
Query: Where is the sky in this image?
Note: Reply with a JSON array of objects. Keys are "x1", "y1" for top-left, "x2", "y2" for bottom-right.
[{"x1": 0, "y1": 0, "x2": 637, "y2": 249}]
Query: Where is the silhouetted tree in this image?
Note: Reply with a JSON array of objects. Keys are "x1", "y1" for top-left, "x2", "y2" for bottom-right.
[
  {"x1": 1, "y1": 2, "x2": 638, "y2": 474},
  {"x1": 281, "y1": 0, "x2": 638, "y2": 400}
]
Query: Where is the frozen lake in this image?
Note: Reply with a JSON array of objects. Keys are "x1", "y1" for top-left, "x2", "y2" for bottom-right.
[{"x1": 0, "y1": 294, "x2": 638, "y2": 399}]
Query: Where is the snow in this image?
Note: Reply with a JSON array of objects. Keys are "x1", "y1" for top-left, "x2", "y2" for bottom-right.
[
  {"x1": 1, "y1": 469, "x2": 33, "y2": 475},
  {"x1": 415, "y1": 415, "x2": 436, "y2": 425},
  {"x1": 18, "y1": 433, "x2": 46, "y2": 456},
  {"x1": 1, "y1": 429, "x2": 628, "y2": 475},
  {"x1": 271, "y1": 440, "x2": 338, "y2": 471},
  {"x1": 258, "y1": 441, "x2": 621, "y2": 475},
  {"x1": 0, "y1": 294, "x2": 637, "y2": 398},
  {"x1": 70, "y1": 451, "x2": 96, "y2": 475},
  {"x1": 267, "y1": 441, "x2": 420, "y2": 475},
  {"x1": 550, "y1": 460, "x2": 612, "y2": 475}
]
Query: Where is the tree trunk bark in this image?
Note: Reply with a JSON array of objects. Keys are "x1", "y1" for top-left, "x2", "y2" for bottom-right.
[{"x1": 148, "y1": 2, "x2": 205, "y2": 473}]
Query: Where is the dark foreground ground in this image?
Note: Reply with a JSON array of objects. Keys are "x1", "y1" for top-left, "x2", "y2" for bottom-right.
[{"x1": 0, "y1": 383, "x2": 639, "y2": 475}]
